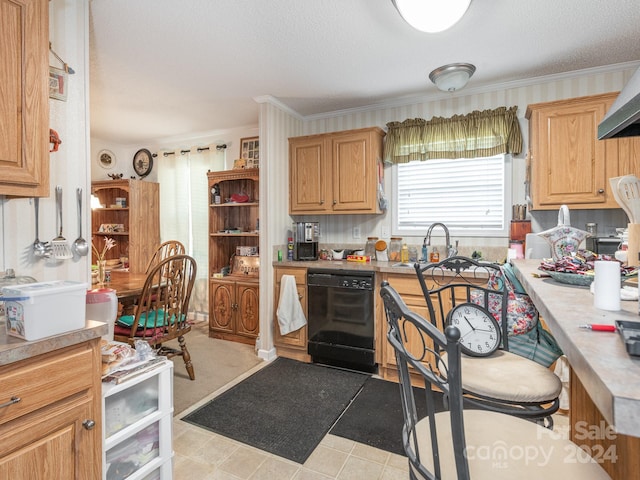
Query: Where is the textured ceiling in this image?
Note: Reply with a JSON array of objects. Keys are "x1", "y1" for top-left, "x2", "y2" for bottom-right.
[{"x1": 89, "y1": 0, "x2": 640, "y2": 145}]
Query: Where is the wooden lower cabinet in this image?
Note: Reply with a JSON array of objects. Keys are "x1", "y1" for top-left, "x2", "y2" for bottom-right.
[
  {"x1": 570, "y1": 370, "x2": 640, "y2": 479},
  {"x1": 209, "y1": 278, "x2": 259, "y2": 345},
  {"x1": 0, "y1": 339, "x2": 102, "y2": 479},
  {"x1": 378, "y1": 274, "x2": 436, "y2": 382},
  {"x1": 273, "y1": 267, "x2": 309, "y2": 362}
]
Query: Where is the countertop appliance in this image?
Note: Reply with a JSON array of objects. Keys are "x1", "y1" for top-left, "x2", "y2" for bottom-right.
[
  {"x1": 293, "y1": 221, "x2": 319, "y2": 261},
  {"x1": 307, "y1": 268, "x2": 375, "y2": 373},
  {"x1": 595, "y1": 236, "x2": 621, "y2": 255}
]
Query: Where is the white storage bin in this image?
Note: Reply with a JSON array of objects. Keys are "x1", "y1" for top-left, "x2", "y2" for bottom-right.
[{"x1": 1, "y1": 280, "x2": 87, "y2": 341}]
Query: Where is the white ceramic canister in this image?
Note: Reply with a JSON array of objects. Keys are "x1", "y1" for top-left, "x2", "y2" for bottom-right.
[{"x1": 86, "y1": 288, "x2": 118, "y2": 340}]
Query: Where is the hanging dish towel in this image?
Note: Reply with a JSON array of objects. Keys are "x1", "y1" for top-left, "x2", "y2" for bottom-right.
[{"x1": 277, "y1": 275, "x2": 307, "y2": 335}]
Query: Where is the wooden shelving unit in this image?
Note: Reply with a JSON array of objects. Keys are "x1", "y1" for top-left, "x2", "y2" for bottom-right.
[
  {"x1": 207, "y1": 169, "x2": 260, "y2": 345},
  {"x1": 91, "y1": 179, "x2": 160, "y2": 274}
]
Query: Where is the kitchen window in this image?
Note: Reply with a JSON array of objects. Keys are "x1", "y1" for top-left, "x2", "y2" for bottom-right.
[{"x1": 392, "y1": 154, "x2": 512, "y2": 237}]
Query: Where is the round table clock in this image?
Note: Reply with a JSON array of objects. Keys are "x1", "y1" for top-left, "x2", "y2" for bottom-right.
[
  {"x1": 447, "y1": 302, "x2": 501, "y2": 356},
  {"x1": 133, "y1": 148, "x2": 153, "y2": 178}
]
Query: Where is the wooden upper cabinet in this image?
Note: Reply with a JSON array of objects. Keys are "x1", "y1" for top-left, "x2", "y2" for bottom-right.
[
  {"x1": 526, "y1": 92, "x2": 640, "y2": 210},
  {"x1": 289, "y1": 127, "x2": 385, "y2": 214},
  {"x1": 289, "y1": 136, "x2": 328, "y2": 213},
  {"x1": 0, "y1": 0, "x2": 50, "y2": 197}
]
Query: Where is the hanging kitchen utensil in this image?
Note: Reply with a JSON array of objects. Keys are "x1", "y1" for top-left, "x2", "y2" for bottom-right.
[
  {"x1": 537, "y1": 205, "x2": 591, "y2": 261},
  {"x1": 72, "y1": 188, "x2": 89, "y2": 256},
  {"x1": 32, "y1": 198, "x2": 48, "y2": 258},
  {"x1": 610, "y1": 176, "x2": 634, "y2": 222},
  {"x1": 617, "y1": 175, "x2": 640, "y2": 224},
  {"x1": 51, "y1": 186, "x2": 73, "y2": 259}
]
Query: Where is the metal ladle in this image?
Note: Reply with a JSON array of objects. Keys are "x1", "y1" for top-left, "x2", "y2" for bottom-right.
[
  {"x1": 72, "y1": 187, "x2": 89, "y2": 256},
  {"x1": 33, "y1": 198, "x2": 48, "y2": 257}
]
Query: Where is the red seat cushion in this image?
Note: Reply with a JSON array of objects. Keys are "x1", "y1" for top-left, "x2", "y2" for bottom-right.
[{"x1": 113, "y1": 324, "x2": 165, "y2": 341}]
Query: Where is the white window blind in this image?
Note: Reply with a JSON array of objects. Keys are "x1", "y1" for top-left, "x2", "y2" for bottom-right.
[{"x1": 395, "y1": 155, "x2": 509, "y2": 236}]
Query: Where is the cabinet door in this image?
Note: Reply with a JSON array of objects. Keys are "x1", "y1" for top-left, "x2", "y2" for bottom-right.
[
  {"x1": 210, "y1": 280, "x2": 235, "y2": 333},
  {"x1": 274, "y1": 286, "x2": 307, "y2": 348},
  {"x1": 235, "y1": 281, "x2": 259, "y2": 338},
  {"x1": 527, "y1": 94, "x2": 623, "y2": 210},
  {"x1": 381, "y1": 275, "x2": 443, "y2": 374},
  {"x1": 289, "y1": 137, "x2": 330, "y2": 213},
  {"x1": 0, "y1": 395, "x2": 99, "y2": 479},
  {"x1": 0, "y1": 0, "x2": 49, "y2": 197},
  {"x1": 617, "y1": 137, "x2": 640, "y2": 177},
  {"x1": 331, "y1": 131, "x2": 377, "y2": 212},
  {"x1": 273, "y1": 268, "x2": 308, "y2": 349}
]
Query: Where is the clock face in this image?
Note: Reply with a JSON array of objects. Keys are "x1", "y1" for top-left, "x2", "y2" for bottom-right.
[
  {"x1": 448, "y1": 303, "x2": 501, "y2": 357},
  {"x1": 133, "y1": 148, "x2": 153, "y2": 177}
]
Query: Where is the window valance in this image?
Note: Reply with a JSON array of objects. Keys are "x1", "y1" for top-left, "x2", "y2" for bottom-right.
[{"x1": 383, "y1": 106, "x2": 523, "y2": 163}]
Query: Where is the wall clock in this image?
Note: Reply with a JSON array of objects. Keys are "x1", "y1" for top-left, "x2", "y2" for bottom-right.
[
  {"x1": 447, "y1": 302, "x2": 501, "y2": 357},
  {"x1": 98, "y1": 149, "x2": 116, "y2": 169},
  {"x1": 133, "y1": 148, "x2": 153, "y2": 178}
]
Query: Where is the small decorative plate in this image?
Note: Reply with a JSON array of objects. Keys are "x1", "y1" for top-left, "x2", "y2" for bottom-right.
[{"x1": 98, "y1": 149, "x2": 116, "y2": 169}]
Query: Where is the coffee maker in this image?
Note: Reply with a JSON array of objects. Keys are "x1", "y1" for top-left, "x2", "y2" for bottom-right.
[{"x1": 293, "y1": 222, "x2": 319, "y2": 260}]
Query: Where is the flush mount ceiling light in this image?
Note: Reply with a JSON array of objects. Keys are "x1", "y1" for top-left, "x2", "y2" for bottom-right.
[
  {"x1": 429, "y1": 63, "x2": 476, "y2": 92},
  {"x1": 393, "y1": 0, "x2": 471, "y2": 33}
]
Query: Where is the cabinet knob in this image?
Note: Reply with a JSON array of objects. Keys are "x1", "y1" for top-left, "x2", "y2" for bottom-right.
[
  {"x1": 598, "y1": 189, "x2": 604, "y2": 194},
  {"x1": 320, "y1": 200, "x2": 324, "y2": 204},
  {"x1": 298, "y1": 294, "x2": 303, "y2": 300},
  {"x1": 333, "y1": 200, "x2": 337, "y2": 205},
  {"x1": 83, "y1": 419, "x2": 96, "y2": 430},
  {"x1": 0, "y1": 396, "x2": 21, "y2": 409}
]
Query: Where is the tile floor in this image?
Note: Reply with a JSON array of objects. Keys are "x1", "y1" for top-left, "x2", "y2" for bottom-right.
[
  {"x1": 172, "y1": 362, "x2": 409, "y2": 480},
  {"x1": 171, "y1": 361, "x2": 569, "y2": 480}
]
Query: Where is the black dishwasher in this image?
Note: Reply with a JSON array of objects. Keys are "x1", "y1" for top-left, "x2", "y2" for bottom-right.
[{"x1": 307, "y1": 268, "x2": 376, "y2": 373}]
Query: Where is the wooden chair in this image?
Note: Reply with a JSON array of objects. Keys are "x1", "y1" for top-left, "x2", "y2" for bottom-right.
[
  {"x1": 114, "y1": 254, "x2": 197, "y2": 380},
  {"x1": 414, "y1": 256, "x2": 561, "y2": 425},
  {"x1": 380, "y1": 281, "x2": 609, "y2": 480},
  {"x1": 145, "y1": 240, "x2": 186, "y2": 274}
]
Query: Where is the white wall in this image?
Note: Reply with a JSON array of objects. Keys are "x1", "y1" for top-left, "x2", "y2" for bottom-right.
[
  {"x1": 0, "y1": 0, "x2": 90, "y2": 283},
  {"x1": 256, "y1": 100, "x2": 303, "y2": 360},
  {"x1": 91, "y1": 126, "x2": 259, "y2": 183}
]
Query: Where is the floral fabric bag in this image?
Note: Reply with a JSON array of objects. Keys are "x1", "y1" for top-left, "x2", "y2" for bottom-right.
[
  {"x1": 479, "y1": 263, "x2": 539, "y2": 336},
  {"x1": 498, "y1": 263, "x2": 563, "y2": 366}
]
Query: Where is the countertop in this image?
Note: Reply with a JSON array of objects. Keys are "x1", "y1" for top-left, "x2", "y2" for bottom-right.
[
  {"x1": 273, "y1": 259, "x2": 425, "y2": 274},
  {"x1": 0, "y1": 320, "x2": 107, "y2": 366},
  {"x1": 511, "y1": 259, "x2": 640, "y2": 437}
]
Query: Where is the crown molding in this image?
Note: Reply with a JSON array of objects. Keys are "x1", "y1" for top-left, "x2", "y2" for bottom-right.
[
  {"x1": 301, "y1": 60, "x2": 640, "y2": 122},
  {"x1": 254, "y1": 95, "x2": 304, "y2": 120}
]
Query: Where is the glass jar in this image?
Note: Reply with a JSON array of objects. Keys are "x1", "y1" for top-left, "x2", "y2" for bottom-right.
[
  {"x1": 389, "y1": 237, "x2": 403, "y2": 262},
  {"x1": 364, "y1": 237, "x2": 378, "y2": 258}
]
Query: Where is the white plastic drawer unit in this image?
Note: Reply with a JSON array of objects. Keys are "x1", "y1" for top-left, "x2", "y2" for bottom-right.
[{"x1": 102, "y1": 359, "x2": 174, "y2": 480}]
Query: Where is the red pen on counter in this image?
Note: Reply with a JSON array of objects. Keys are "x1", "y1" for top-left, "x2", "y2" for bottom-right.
[{"x1": 579, "y1": 324, "x2": 617, "y2": 332}]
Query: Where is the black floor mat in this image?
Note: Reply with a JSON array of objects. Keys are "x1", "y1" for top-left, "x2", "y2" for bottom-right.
[
  {"x1": 182, "y1": 357, "x2": 368, "y2": 464},
  {"x1": 330, "y1": 376, "x2": 444, "y2": 456}
]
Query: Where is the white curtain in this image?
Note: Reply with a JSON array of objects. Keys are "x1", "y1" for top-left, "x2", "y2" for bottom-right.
[{"x1": 157, "y1": 148, "x2": 224, "y2": 318}]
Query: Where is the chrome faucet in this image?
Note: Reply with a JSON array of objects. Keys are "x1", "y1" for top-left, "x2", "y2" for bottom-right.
[{"x1": 423, "y1": 223, "x2": 457, "y2": 260}]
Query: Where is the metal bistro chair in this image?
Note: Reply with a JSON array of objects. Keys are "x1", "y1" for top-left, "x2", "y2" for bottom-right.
[
  {"x1": 145, "y1": 240, "x2": 186, "y2": 274},
  {"x1": 114, "y1": 254, "x2": 197, "y2": 380},
  {"x1": 380, "y1": 282, "x2": 609, "y2": 480},
  {"x1": 415, "y1": 256, "x2": 561, "y2": 425}
]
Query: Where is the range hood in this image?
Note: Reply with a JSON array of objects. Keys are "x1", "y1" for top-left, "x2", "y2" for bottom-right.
[{"x1": 598, "y1": 65, "x2": 640, "y2": 139}]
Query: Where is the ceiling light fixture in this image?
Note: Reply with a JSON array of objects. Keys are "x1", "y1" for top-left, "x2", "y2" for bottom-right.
[
  {"x1": 392, "y1": 0, "x2": 471, "y2": 33},
  {"x1": 429, "y1": 63, "x2": 476, "y2": 92}
]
